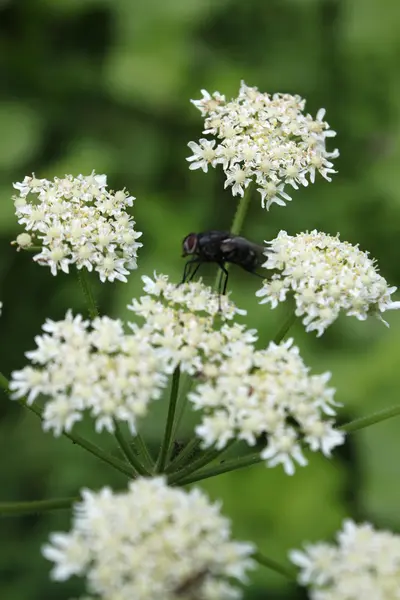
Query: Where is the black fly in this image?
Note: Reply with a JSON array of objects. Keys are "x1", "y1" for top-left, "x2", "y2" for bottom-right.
[{"x1": 181, "y1": 230, "x2": 266, "y2": 296}]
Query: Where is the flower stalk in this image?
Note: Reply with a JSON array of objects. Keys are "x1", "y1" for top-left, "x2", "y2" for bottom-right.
[
  {"x1": 77, "y1": 268, "x2": 99, "y2": 319},
  {"x1": 156, "y1": 367, "x2": 181, "y2": 472},
  {"x1": 113, "y1": 420, "x2": 150, "y2": 475},
  {"x1": 0, "y1": 497, "x2": 77, "y2": 516}
]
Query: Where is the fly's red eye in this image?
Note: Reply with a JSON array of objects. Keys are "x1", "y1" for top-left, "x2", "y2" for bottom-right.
[{"x1": 182, "y1": 233, "x2": 198, "y2": 255}]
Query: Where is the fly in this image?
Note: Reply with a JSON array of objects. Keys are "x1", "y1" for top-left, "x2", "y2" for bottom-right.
[{"x1": 181, "y1": 230, "x2": 266, "y2": 296}]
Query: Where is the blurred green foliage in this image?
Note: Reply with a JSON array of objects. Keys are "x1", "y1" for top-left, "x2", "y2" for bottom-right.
[{"x1": 1, "y1": 0, "x2": 400, "y2": 598}]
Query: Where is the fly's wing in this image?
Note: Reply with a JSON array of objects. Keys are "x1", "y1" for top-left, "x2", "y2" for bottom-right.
[
  {"x1": 220, "y1": 235, "x2": 267, "y2": 272},
  {"x1": 197, "y1": 230, "x2": 231, "y2": 262}
]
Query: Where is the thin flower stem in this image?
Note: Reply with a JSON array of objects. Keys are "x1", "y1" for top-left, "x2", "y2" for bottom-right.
[
  {"x1": 156, "y1": 367, "x2": 181, "y2": 472},
  {"x1": 230, "y1": 186, "x2": 253, "y2": 236},
  {"x1": 252, "y1": 551, "x2": 297, "y2": 581},
  {"x1": 170, "y1": 373, "x2": 194, "y2": 441},
  {"x1": 175, "y1": 452, "x2": 263, "y2": 485},
  {"x1": 21, "y1": 245, "x2": 42, "y2": 253},
  {"x1": 77, "y1": 268, "x2": 99, "y2": 319},
  {"x1": 164, "y1": 437, "x2": 202, "y2": 474},
  {"x1": 113, "y1": 421, "x2": 150, "y2": 476},
  {"x1": 273, "y1": 309, "x2": 297, "y2": 344},
  {"x1": 132, "y1": 433, "x2": 154, "y2": 470},
  {"x1": 0, "y1": 371, "x2": 136, "y2": 478},
  {"x1": 168, "y1": 441, "x2": 236, "y2": 485},
  {"x1": 0, "y1": 497, "x2": 78, "y2": 516},
  {"x1": 340, "y1": 405, "x2": 400, "y2": 433}
]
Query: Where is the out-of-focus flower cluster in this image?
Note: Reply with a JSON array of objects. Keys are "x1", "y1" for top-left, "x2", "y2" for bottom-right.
[
  {"x1": 256, "y1": 230, "x2": 400, "y2": 336},
  {"x1": 9, "y1": 312, "x2": 167, "y2": 435},
  {"x1": 42, "y1": 477, "x2": 255, "y2": 600},
  {"x1": 290, "y1": 519, "x2": 400, "y2": 599},
  {"x1": 190, "y1": 337, "x2": 344, "y2": 475},
  {"x1": 187, "y1": 81, "x2": 338, "y2": 209},
  {"x1": 12, "y1": 172, "x2": 142, "y2": 282}
]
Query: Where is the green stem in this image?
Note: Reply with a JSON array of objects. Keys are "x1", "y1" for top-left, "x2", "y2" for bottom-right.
[
  {"x1": 168, "y1": 441, "x2": 235, "y2": 485},
  {"x1": 113, "y1": 421, "x2": 149, "y2": 475},
  {"x1": 170, "y1": 373, "x2": 194, "y2": 441},
  {"x1": 0, "y1": 373, "x2": 136, "y2": 479},
  {"x1": 21, "y1": 245, "x2": 42, "y2": 253},
  {"x1": 77, "y1": 268, "x2": 99, "y2": 319},
  {"x1": 273, "y1": 310, "x2": 297, "y2": 344},
  {"x1": 37, "y1": 405, "x2": 136, "y2": 478},
  {"x1": 230, "y1": 186, "x2": 253, "y2": 235},
  {"x1": 340, "y1": 405, "x2": 400, "y2": 433},
  {"x1": 165, "y1": 437, "x2": 202, "y2": 474},
  {"x1": 132, "y1": 433, "x2": 154, "y2": 470},
  {"x1": 0, "y1": 497, "x2": 77, "y2": 516},
  {"x1": 156, "y1": 367, "x2": 181, "y2": 472},
  {"x1": 252, "y1": 551, "x2": 297, "y2": 581},
  {"x1": 176, "y1": 452, "x2": 262, "y2": 486}
]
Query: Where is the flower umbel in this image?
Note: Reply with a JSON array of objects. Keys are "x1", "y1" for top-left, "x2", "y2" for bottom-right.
[
  {"x1": 189, "y1": 337, "x2": 344, "y2": 475},
  {"x1": 12, "y1": 172, "x2": 142, "y2": 282},
  {"x1": 187, "y1": 81, "x2": 338, "y2": 209},
  {"x1": 289, "y1": 519, "x2": 400, "y2": 599},
  {"x1": 256, "y1": 230, "x2": 400, "y2": 336},
  {"x1": 42, "y1": 477, "x2": 255, "y2": 600},
  {"x1": 9, "y1": 312, "x2": 167, "y2": 435},
  {"x1": 8, "y1": 274, "x2": 248, "y2": 436}
]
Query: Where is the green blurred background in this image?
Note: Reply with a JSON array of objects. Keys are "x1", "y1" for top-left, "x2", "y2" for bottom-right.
[{"x1": 1, "y1": 0, "x2": 400, "y2": 597}]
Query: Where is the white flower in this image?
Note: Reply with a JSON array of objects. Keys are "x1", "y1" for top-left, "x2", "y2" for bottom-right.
[
  {"x1": 0, "y1": 301, "x2": 2, "y2": 316},
  {"x1": 12, "y1": 172, "x2": 142, "y2": 282},
  {"x1": 256, "y1": 230, "x2": 400, "y2": 336},
  {"x1": 187, "y1": 81, "x2": 338, "y2": 209},
  {"x1": 9, "y1": 311, "x2": 167, "y2": 435},
  {"x1": 42, "y1": 477, "x2": 255, "y2": 600},
  {"x1": 187, "y1": 139, "x2": 218, "y2": 172},
  {"x1": 189, "y1": 337, "x2": 344, "y2": 475},
  {"x1": 289, "y1": 519, "x2": 400, "y2": 599}
]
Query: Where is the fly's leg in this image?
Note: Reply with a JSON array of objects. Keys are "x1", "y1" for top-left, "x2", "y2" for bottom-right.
[
  {"x1": 181, "y1": 259, "x2": 201, "y2": 285},
  {"x1": 218, "y1": 263, "x2": 229, "y2": 295},
  {"x1": 217, "y1": 262, "x2": 229, "y2": 312}
]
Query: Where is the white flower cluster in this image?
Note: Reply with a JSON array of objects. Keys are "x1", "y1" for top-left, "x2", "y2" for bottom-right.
[
  {"x1": 12, "y1": 172, "x2": 142, "y2": 282},
  {"x1": 187, "y1": 81, "x2": 338, "y2": 209},
  {"x1": 9, "y1": 312, "x2": 167, "y2": 435},
  {"x1": 42, "y1": 477, "x2": 255, "y2": 600},
  {"x1": 8, "y1": 274, "x2": 248, "y2": 436},
  {"x1": 189, "y1": 337, "x2": 344, "y2": 475},
  {"x1": 289, "y1": 519, "x2": 400, "y2": 599},
  {"x1": 128, "y1": 273, "x2": 251, "y2": 375},
  {"x1": 256, "y1": 230, "x2": 400, "y2": 336}
]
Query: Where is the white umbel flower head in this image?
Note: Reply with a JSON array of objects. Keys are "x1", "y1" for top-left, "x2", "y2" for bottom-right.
[
  {"x1": 9, "y1": 312, "x2": 167, "y2": 435},
  {"x1": 256, "y1": 230, "x2": 400, "y2": 336},
  {"x1": 12, "y1": 172, "x2": 142, "y2": 282},
  {"x1": 189, "y1": 337, "x2": 344, "y2": 475},
  {"x1": 128, "y1": 273, "x2": 251, "y2": 375},
  {"x1": 289, "y1": 519, "x2": 400, "y2": 599},
  {"x1": 42, "y1": 477, "x2": 255, "y2": 600},
  {"x1": 187, "y1": 82, "x2": 338, "y2": 209}
]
